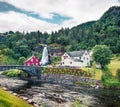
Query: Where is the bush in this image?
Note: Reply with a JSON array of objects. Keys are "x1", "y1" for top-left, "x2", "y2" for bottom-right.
[
  {"x1": 2, "y1": 69, "x2": 28, "y2": 78},
  {"x1": 101, "y1": 68, "x2": 120, "y2": 88},
  {"x1": 72, "y1": 98, "x2": 85, "y2": 107},
  {"x1": 116, "y1": 68, "x2": 120, "y2": 82},
  {"x1": 42, "y1": 67, "x2": 92, "y2": 77}
]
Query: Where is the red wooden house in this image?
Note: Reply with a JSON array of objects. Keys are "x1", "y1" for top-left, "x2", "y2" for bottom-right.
[{"x1": 24, "y1": 55, "x2": 40, "y2": 66}]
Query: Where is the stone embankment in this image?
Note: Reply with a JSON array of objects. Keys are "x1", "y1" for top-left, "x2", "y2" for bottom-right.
[{"x1": 41, "y1": 74, "x2": 103, "y2": 88}]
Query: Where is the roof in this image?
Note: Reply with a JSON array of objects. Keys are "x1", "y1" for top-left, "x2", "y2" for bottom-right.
[
  {"x1": 24, "y1": 55, "x2": 40, "y2": 63},
  {"x1": 73, "y1": 58, "x2": 83, "y2": 62},
  {"x1": 67, "y1": 50, "x2": 85, "y2": 57}
]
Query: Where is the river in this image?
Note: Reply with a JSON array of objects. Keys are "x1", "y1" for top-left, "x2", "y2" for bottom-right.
[
  {"x1": 0, "y1": 74, "x2": 120, "y2": 107},
  {"x1": 15, "y1": 74, "x2": 120, "y2": 107},
  {"x1": 15, "y1": 82, "x2": 120, "y2": 107}
]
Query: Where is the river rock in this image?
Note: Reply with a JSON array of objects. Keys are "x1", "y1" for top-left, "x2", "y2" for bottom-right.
[{"x1": 0, "y1": 74, "x2": 28, "y2": 90}]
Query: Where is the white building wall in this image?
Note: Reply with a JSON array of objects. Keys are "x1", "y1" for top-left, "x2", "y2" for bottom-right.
[
  {"x1": 61, "y1": 51, "x2": 91, "y2": 68},
  {"x1": 61, "y1": 58, "x2": 83, "y2": 68},
  {"x1": 81, "y1": 51, "x2": 91, "y2": 66},
  {"x1": 62, "y1": 53, "x2": 70, "y2": 60}
]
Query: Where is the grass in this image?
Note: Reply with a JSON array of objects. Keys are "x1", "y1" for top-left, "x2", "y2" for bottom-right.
[
  {"x1": 83, "y1": 56, "x2": 120, "y2": 80},
  {"x1": 101, "y1": 56, "x2": 120, "y2": 88},
  {"x1": 0, "y1": 87, "x2": 33, "y2": 107},
  {"x1": 108, "y1": 58, "x2": 120, "y2": 76},
  {"x1": 83, "y1": 67, "x2": 102, "y2": 80}
]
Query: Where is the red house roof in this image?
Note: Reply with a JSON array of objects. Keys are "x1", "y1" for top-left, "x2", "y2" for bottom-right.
[{"x1": 24, "y1": 55, "x2": 40, "y2": 66}]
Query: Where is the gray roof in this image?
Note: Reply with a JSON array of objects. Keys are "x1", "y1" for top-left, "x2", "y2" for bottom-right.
[
  {"x1": 73, "y1": 58, "x2": 83, "y2": 62},
  {"x1": 67, "y1": 50, "x2": 85, "y2": 57}
]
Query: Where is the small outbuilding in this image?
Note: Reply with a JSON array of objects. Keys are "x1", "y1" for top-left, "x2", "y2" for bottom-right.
[{"x1": 24, "y1": 55, "x2": 40, "y2": 66}]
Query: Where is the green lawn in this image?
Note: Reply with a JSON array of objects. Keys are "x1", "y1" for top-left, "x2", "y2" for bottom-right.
[
  {"x1": 108, "y1": 59, "x2": 120, "y2": 76},
  {"x1": 0, "y1": 88, "x2": 33, "y2": 107},
  {"x1": 83, "y1": 57, "x2": 120, "y2": 80}
]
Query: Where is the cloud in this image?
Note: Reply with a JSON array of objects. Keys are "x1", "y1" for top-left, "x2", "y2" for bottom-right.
[
  {"x1": 0, "y1": 1, "x2": 72, "y2": 24},
  {"x1": 0, "y1": 0, "x2": 120, "y2": 32},
  {"x1": 0, "y1": 12, "x2": 61, "y2": 33}
]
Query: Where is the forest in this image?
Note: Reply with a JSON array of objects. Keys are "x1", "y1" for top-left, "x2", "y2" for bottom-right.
[{"x1": 0, "y1": 6, "x2": 120, "y2": 64}]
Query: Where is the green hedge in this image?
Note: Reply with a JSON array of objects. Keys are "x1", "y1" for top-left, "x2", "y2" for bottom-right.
[
  {"x1": 2, "y1": 69, "x2": 28, "y2": 78},
  {"x1": 42, "y1": 67, "x2": 92, "y2": 77}
]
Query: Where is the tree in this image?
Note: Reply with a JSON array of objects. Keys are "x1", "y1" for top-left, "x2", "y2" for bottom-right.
[
  {"x1": 18, "y1": 57, "x2": 26, "y2": 65},
  {"x1": 92, "y1": 45, "x2": 112, "y2": 69},
  {"x1": 0, "y1": 54, "x2": 8, "y2": 65}
]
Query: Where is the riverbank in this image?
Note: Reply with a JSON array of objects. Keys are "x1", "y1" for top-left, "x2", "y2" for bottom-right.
[{"x1": 0, "y1": 86, "x2": 33, "y2": 107}]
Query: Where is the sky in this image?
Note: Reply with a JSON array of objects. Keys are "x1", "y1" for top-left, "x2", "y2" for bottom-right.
[{"x1": 0, "y1": 0, "x2": 120, "y2": 33}]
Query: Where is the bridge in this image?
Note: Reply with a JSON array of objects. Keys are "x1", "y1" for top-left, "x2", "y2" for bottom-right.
[{"x1": 0, "y1": 65, "x2": 42, "y2": 79}]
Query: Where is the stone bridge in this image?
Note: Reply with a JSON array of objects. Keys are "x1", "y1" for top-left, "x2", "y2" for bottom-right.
[{"x1": 0, "y1": 65, "x2": 41, "y2": 79}]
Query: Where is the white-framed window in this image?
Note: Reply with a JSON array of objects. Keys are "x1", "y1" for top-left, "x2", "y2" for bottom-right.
[
  {"x1": 36, "y1": 59, "x2": 38, "y2": 62},
  {"x1": 31, "y1": 58, "x2": 33, "y2": 62},
  {"x1": 27, "y1": 63, "x2": 30, "y2": 66}
]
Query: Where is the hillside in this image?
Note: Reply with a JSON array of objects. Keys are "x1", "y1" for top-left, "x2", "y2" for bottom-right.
[{"x1": 0, "y1": 6, "x2": 120, "y2": 64}]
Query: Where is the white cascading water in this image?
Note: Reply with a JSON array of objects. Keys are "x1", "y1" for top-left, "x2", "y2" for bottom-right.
[{"x1": 41, "y1": 46, "x2": 49, "y2": 66}]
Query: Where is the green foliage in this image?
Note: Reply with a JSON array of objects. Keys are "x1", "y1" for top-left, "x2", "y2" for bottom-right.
[
  {"x1": 2, "y1": 69, "x2": 28, "y2": 78},
  {"x1": 116, "y1": 68, "x2": 120, "y2": 82},
  {"x1": 72, "y1": 98, "x2": 85, "y2": 107},
  {"x1": 18, "y1": 57, "x2": 26, "y2": 65},
  {"x1": 92, "y1": 45, "x2": 112, "y2": 69},
  {"x1": 42, "y1": 68, "x2": 92, "y2": 77},
  {"x1": 101, "y1": 67, "x2": 120, "y2": 88},
  {"x1": 51, "y1": 56, "x2": 61, "y2": 64},
  {"x1": 0, "y1": 54, "x2": 8, "y2": 65}
]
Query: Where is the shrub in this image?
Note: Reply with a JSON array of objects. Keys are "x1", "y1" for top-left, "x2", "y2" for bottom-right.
[
  {"x1": 2, "y1": 69, "x2": 28, "y2": 78},
  {"x1": 101, "y1": 68, "x2": 120, "y2": 88},
  {"x1": 116, "y1": 68, "x2": 120, "y2": 82},
  {"x1": 72, "y1": 98, "x2": 85, "y2": 107},
  {"x1": 42, "y1": 67, "x2": 92, "y2": 77}
]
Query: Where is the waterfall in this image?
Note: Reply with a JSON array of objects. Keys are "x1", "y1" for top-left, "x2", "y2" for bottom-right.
[{"x1": 41, "y1": 45, "x2": 49, "y2": 66}]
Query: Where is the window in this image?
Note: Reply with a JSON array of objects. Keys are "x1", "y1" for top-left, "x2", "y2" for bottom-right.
[
  {"x1": 70, "y1": 62, "x2": 72, "y2": 64},
  {"x1": 62, "y1": 62, "x2": 64, "y2": 64},
  {"x1": 64, "y1": 56, "x2": 68, "y2": 59},
  {"x1": 36, "y1": 59, "x2": 38, "y2": 62},
  {"x1": 31, "y1": 59, "x2": 33, "y2": 62},
  {"x1": 27, "y1": 63, "x2": 30, "y2": 66},
  {"x1": 85, "y1": 52, "x2": 87, "y2": 55}
]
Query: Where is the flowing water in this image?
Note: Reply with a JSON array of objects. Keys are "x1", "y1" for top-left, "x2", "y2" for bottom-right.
[
  {"x1": 14, "y1": 81, "x2": 120, "y2": 107},
  {"x1": 41, "y1": 45, "x2": 49, "y2": 66}
]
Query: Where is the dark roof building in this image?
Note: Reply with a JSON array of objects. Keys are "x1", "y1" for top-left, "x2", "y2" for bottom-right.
[{"x1": 67, "y1": 50, "x2": 85, "y2": 57}]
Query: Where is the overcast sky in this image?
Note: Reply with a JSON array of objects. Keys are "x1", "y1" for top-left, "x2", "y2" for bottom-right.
[{"x1": 0, "y1": 0, "x2": 120, "y2": 33}]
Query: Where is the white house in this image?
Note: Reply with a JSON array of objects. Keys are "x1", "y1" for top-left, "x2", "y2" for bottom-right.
[{"x1": 61, "y1": 50, "x2": 91, "y2": 68}]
